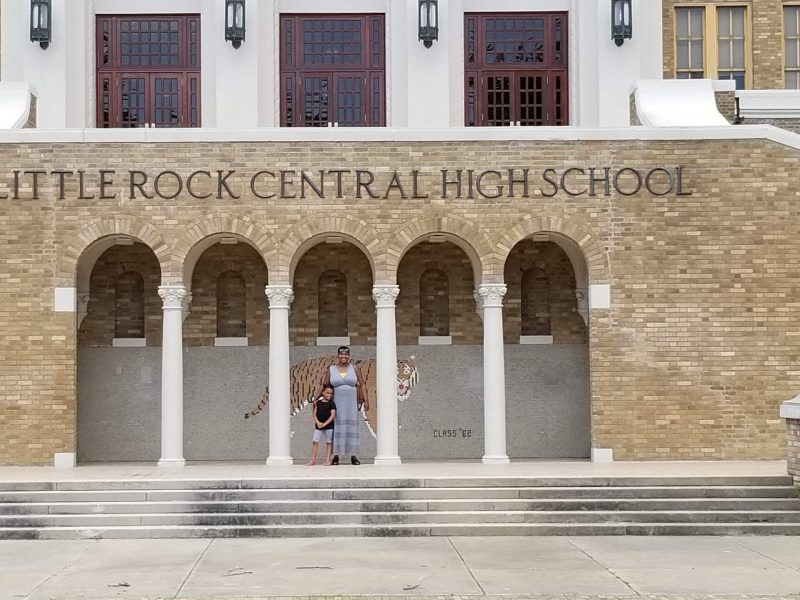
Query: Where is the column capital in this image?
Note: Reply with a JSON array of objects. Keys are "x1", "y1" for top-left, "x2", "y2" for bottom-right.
[
  {"x1": 265, "y1": 285, "x2": 294, "y2": 308},
  {"x1": 477, "y1": 284, "x2": 507, "y2": 308},
  {"x1": 372, "y1": 284, "x2": 400, "y2": 308},
  {"x1": 158, "y1": 285, "x2": 188, "y2": 309}
]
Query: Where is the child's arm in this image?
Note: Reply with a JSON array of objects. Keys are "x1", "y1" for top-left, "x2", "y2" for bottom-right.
[{"x1": 312, "y1": 403, "x2": 322, "y2": 428}]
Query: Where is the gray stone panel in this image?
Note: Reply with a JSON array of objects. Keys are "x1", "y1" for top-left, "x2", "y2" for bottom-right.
[{"x1": 77, "y1": 344, "x2": 589, "y2": 462}]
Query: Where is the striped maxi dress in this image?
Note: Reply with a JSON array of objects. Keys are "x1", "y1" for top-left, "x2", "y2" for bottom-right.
[{"x1": 330, "y1": 364, "x2": 360, "y2": 456}]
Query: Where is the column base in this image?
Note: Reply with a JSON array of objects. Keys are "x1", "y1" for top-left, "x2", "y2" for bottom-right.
[
  {"x1": 157, "y1": 458, "x2": 186, "y2": 467},
  {"x1": 481, "y1": 455, "x2": 510, "y2": 464},
  {"x1": 374, "y1": 455, "x2": 402, "y2": 465},
  {"x1": 266, "y1": 456, "x2": 294, "y2": 466}
]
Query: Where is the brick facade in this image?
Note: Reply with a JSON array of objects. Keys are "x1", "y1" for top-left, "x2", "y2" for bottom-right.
[
  {"x1": 663, "y1": 0, "x2": 786, "y2": 89},
  {"x1": 1, "y1": 137, "x2": 800, "y2": 464}
]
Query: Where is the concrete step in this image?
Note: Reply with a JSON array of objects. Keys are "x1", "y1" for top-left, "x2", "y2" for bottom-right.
[
  {"x1": 0, "y1": 485, "x2": 795, "y2": 504},
  {"x1": 3, "y1": 521, "x2": 800, "y2": 540},
  {"x1": 0, "y1": 475, "x2": 792, "y2": 493},
  {"x1": 2, "y1": 509, "x2": 800, "y2": 528},
  {"x1": 2, "y1": 496, "x2": 798, "y2": 515}
]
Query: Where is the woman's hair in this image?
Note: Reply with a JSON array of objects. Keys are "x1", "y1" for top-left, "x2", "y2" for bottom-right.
[{"x1": 337, "y1": 345, "x2": 350, "y2": 354}]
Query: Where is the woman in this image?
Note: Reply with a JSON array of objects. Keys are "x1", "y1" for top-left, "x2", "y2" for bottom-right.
[{"x1": 315, "y1": 346, "x2": 369, "y2": 465}]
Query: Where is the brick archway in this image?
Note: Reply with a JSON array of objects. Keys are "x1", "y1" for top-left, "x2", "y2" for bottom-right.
[
  {"x1": 57, "y1": 215, "x2": 171, "y2": 287},
  {"x1": 385, "y1": 214, "x2": 495, "y2": 285},
  {"x1": 173, "y1": 215, "x2": 276, "y2": 286},
  {"x1": 279, "y1": 215, "x2": 381, "y2": 284},
  {"x1": 495, "y1": 215, "x2": 609, "y2": 286}
]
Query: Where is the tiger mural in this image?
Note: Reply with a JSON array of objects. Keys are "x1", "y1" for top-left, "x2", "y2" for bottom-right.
[{"x1": 243, "y1": 356, "x2": 418, "y2": 438}]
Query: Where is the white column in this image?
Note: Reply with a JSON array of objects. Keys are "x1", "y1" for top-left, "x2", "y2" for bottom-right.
[
  {"x1": 265, "y1": 285, "x2": 294, "y2": 465},
  {"x1": 373, "y1": 285, "x2": 401, "y2": 465},
  {"x1": 158, "y1": 285, "x2": 188, "y2": 467},
  {"x1": 478, "y1": 284, "x2": 509, "y2": 464}
]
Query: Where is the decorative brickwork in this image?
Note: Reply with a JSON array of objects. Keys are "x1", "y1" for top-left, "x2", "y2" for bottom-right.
[
  {"x1": 396, "y1": 242, "x2": 483, "y2": 344},
  {"x1": 663, "y1": 0, "x2": 785, "y2": 90},
  {"x1": 787, "y1": 419, "x2": 800, "y2": 486},
  {"x1": 1, "y1": 138, "x2": 799, "y2": 463},
  {"x1": 503, "y1": 241, "x2": 587, "y2": 345},
  {"x1": 78, "y1": 243, "x2": 162, "y2": 347}
]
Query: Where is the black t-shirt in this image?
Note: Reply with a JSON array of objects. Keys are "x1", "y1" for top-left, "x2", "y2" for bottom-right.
[{"x1": 314, "y1": 400, "x2": 336, "y2": 430}]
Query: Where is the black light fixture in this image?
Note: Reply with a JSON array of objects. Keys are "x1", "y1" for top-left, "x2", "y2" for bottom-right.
[
  {"x1": 418, "y1": 0, "x2": 439, "y2": 49},
  {"x1": 611, "y1": 0, "x2": 632, "y2": 46},
  {"x1": 30, "y1": 0, "x2": 52, "y2": 50},
  {"x1": 225, "y1": 0, "x2": 245, "y2": 49}
]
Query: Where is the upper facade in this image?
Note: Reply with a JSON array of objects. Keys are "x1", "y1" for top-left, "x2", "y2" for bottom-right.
[{"x1": 0, "y1": 0, "x2": 665, "y2": 129}]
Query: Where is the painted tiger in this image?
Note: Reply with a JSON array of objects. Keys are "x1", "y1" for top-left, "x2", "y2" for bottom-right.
[{"x1": 243, "y1": 356, "x2": 418, "y2": 438}]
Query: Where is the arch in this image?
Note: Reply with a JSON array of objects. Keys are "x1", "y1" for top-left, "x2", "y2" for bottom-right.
[
  {"x1": 280, "y1": 215, "x2": 381, "y2": 283},
  {"x1": 57, "y1": 215, "x2": 171, "y2": 287},
  {"x1": 386, "y1": 215, "x2": 494, "y2": 285},
  {"x1": 495, "y1": 215, "x2": 610, "y2": 287},
  {"x1": 174, "y1": 215, "x2": 275, "y2": 286}
]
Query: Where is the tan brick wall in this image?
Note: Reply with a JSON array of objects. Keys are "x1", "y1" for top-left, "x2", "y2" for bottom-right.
[
  {"x1": 663, "y1": 0, "x2": 786, "y2": 89},
  {"x1": 1, "y1": 138, "x2": 800, "y2": 463},
  {"x1": 714, "y1": 91, "x2": 737, "y2": 123},
  {"x1": 787, "y1": 419, "x2": 800, "y2": 486}
]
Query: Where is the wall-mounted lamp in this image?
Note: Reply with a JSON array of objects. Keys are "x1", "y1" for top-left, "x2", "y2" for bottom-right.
[
  {"x1": 30, "y1": 0, "x2": 52, "y2": 50},
  {"x1": 225, "y1": 0, "x2": 246, "y2": 49},
  {"x1": 418, "y1": 0, "x2": 439, "y2": 49},
  {"x1": 611, "y1": 0, "x2": 632, "y2": 47}
]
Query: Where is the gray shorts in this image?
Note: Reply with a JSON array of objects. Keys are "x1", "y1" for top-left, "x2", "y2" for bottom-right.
[{"x1": 313, "y1": 429, "x2": 334, "y2": 444}]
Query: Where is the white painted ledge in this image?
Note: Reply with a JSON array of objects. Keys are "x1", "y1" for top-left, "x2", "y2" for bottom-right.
[
  {"x1": 54, "y1": 287, "x2": 76, "y2": 312},
  {"x1": 519, "y1": 335, "x2": 553, "y2": 345},
  {"x1": 215, "y1": 337, "x2": 248, "y2": 347},
  {"x1": 418, "y1": 335, "x2": 452, "y2": 345},
  {"x1": 0, "y1": 125, "x2": 799, "y2": 150},
  {"x1": 112, "y1": 338, "x2": 146, "y2": 347},
  {"x1": 633, "y1": 79, "x2": 730, "y2": 127},
  {"x1": 737, "y1": 90, "x2": 800, "y2": 120},
  {"x1": 780, "y1": 395, "x2": 800, "y2": 420},
  {"x1": 591, "y1": 448, "x2": 614, "y2": 463},
  {"x1": 0, "y1": 83, "x2": 35, "y2": 129},
  {"x1": 316, "y1": 336, "x2": 350, "y2": 346},
  {"x1": 53, "y1": 452, "x2": 76, "y2": 468}
]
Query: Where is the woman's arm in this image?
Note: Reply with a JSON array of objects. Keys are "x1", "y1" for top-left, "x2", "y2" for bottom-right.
[{"x1": 354, "y1": 365, "x2": 369, "y2": 412}]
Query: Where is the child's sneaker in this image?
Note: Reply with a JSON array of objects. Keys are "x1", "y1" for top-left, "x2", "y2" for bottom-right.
[
  {"x1": 306, "y1": 459, "x2": 317, "y2": 466},
  {"x1": 324, "y1": 458, "x2": 333, "y2": 466}
]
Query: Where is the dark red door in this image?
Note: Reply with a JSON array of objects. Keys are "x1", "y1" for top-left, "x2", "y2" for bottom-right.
[
  {"x1": 96, "y1": 15, "x2": 200, "y2": 128},
  {"x1": 466, "y1": 13, "x2": 568, "y2": 126}
]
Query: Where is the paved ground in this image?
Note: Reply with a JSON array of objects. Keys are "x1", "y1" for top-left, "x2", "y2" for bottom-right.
[{"x1": 2, "y1": 536, "x2": 800, "y2": 600}]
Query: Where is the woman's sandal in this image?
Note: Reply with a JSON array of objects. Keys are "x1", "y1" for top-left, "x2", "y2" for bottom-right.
[
  {"x1": 351, "y1": 455, "x2": 361, "y2": 465},
  {"x1": 331, "y1": 455, "x2": 339, "y2": 465}
]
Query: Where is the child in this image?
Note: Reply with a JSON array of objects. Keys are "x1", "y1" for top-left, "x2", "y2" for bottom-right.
[{"x1": 307, "y1": 384, "x2": 337, "y2": 466}]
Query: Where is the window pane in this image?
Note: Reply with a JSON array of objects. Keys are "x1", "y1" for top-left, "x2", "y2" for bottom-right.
[
  {"x1": 677, "y1": 9, "x2": 689, "y2": 37},
  {"x1": 677, "y1": 40, "x2": 689, "y2": 69},
  {"x1": 786, "y1": 7, "x2": 799, "y2": 37},
  {"x1": 690, "y1": 8, "x2": 704, "y2": 35},
  {"x1": 691, "y1": 40, "x2": 704, "y2": 68},
  {"x1": 787, "y1": 39, "x2": 798, "y2": 69}
]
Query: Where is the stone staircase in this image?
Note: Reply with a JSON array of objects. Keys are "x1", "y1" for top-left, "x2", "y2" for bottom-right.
[{"x1": 1, "y1": 475, "x2": 799, "y2": 539}]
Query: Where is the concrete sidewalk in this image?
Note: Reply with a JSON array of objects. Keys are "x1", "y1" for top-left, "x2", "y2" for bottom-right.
[{"x1": 2, "y1": 536, "x2": 800, "y2": 600}]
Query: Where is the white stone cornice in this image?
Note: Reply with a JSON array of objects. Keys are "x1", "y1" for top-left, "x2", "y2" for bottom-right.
[
  {"x1": 372, "y1": 285, "x2": 400, "y2": 308},
  {"x1": 781, "y1": 395, "x2": 800, "y2": 420},
  {"x1": 265, "y1": 285, "x2": 294, "y2": 308},
  {"x1": 158, "y1": 285, "x2": 187, "y2": 310},
  {"x1": 477, "y1": 284, "x2": 507, "y2": 308}
]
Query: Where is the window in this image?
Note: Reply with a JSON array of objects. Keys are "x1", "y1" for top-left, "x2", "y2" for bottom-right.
[
  {"x1": 114, "y1": 272, "x2": 145, "y2": 338},
  {"x1": 419, "y1": 269, "x2": 449, "y2": 337},
  {"x1": 318, "y1": 269, "x2": 348, "y2": 337},
  {"x1": 786, "y1": 5, "x2": 800, "y2": 89},
  {"x1": 280, "y1": 15, "x2": 385, "y2": 127},
  {"x1": 674, "y1": 5, "x2": 750, "y2": 89},
  {"x1": 465, "y1": 13, "x2": 568, "y2": 127},
  {"x1": 216, "y1": 271, "x2": 246, "y2": 338},
  {"x1": 96, "y1": 15, "x2": 201, "y2": 127}
]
